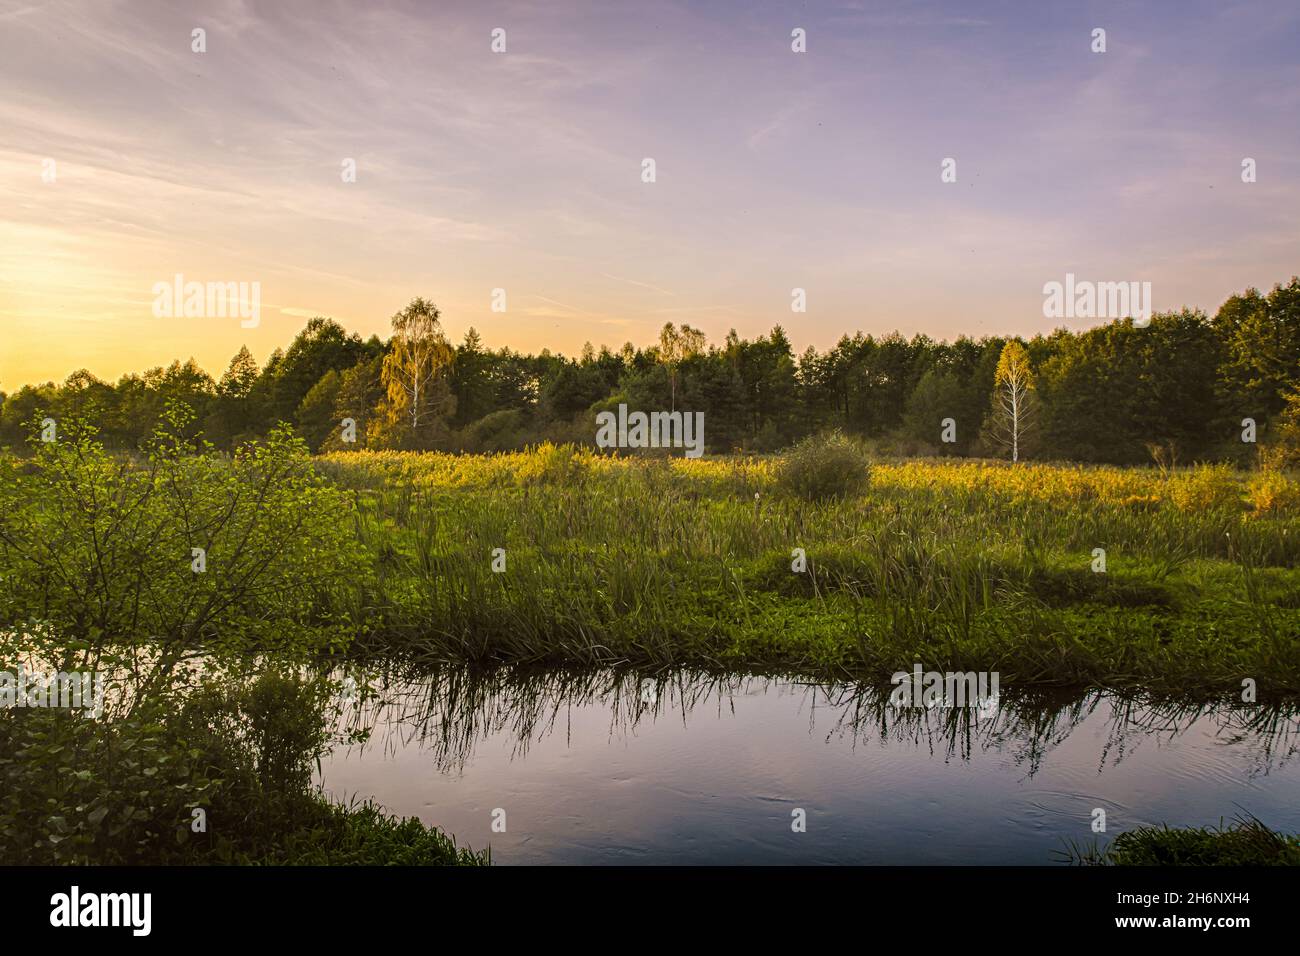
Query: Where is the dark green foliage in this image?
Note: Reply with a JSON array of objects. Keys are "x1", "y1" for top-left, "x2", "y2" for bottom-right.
[
  {"x1": 901, "y1": 369, "x2": 969, "y2": 454},
  {"x1": 775, "y1": 431, "x2": 872, "y2": 501},
  {"x1": 0, "y1": 671, "x2": 485, "y2": 866},
  {"x1": 1214, "y1": 279, "x2": 1300, "y2": 424},
  {"x1": 4, "y1": 277, "x2": 1297, "y2": 463},
  {"x1": 1038, "y1": 311, "x2": 1226, "y2": 465}
]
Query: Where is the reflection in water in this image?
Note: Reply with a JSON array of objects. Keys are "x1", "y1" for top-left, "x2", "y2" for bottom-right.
[
  {"x1": 320, "y1": 664, "x2": 1300, "y2": 864},
  {"x1": 336, "y1": 664, "x2": 1299, "y2": 779}
]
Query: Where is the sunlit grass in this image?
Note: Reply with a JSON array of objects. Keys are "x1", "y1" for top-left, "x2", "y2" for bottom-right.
[{"x1": 318, "y1": 447, "x2": 1300, "y2": 699}]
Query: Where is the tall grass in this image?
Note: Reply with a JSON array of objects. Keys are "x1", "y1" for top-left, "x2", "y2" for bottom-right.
[{"x1": 319, "y1": 448, "x2": 1300, "y2": 698}]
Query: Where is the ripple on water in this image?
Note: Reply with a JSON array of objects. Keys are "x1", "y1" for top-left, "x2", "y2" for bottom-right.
[{"x1": 319, "y1": 669, "x2": 1300, "y2": 864}]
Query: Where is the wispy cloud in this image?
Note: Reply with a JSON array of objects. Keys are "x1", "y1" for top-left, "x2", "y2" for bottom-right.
[
  {"x1": 599, "y1": 273, "x2": 676, "y2": 297},
  {"x1": 1, "y1": 0, "x2": 1297, "y2": 386}
]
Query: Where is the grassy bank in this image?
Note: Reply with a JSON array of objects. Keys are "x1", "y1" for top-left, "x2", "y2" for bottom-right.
[
  {"x1": 1066, "y1": 816, "x2": 1300, "y2": 866},
  {"x1": 3, "y1": 426, "x2": 1297, "y2": 703},
  {"x1": 7, "y1": 402, "x2": 1295, "y2": 865},
  {"x1": 320, "y1": 446, "x2": 1300, "y2": 700}
]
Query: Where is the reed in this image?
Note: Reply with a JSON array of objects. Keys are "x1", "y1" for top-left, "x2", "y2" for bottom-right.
[{"x1": 319, "y1": 447, "x2": 1300, "y2": 699}]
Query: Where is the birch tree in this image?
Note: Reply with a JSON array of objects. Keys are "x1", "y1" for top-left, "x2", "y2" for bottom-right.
[
  {"x1": 376, "y1": 298, "x2": 455, "y2": 448},
  {"x1": 658, "y1": 323, "x2": 706, "y2": 411},
  {"x1": 988, "y1": 340, "x2": 1035, "y2": 462}
]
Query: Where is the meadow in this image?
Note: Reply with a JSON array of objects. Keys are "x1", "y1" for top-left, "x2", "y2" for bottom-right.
[
  {"x1": 3, "y1": 427, "x2": 1299, "y2": 865},
  {"x1": 319, "y1": 442, "x2": 1300, "y2": 701}
]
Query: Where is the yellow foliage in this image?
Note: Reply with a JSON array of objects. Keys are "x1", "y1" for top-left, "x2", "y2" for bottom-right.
[
  {"x1": 1165, "y1": 464, "x2": 1243, "y2": 512},
  {"x1": 317, "y1": 449, "x2": 1294, "y2": 516},
  {"x1": 1248, "y1": 469, "x2": 1300, "y2": 515}
]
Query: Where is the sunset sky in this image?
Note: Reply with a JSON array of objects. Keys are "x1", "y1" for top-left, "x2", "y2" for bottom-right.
[{"x1": 2, "y1": 0, "x2": 1298, "y2": 389}]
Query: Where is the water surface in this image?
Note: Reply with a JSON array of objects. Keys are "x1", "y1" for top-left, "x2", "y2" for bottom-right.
[{"x1": 319, "y1": 669, "x2": 1300, "y2": 864}]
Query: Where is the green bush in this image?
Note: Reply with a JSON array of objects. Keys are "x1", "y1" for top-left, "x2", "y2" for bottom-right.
[
  {"x1": 0, "y1": 403, "x2": 365, "y2": 656},
  {"x1": 0, "y1": 703, "x2": 221, "y2": 864},
  {"x1": 513, "y1": 442, "x2": 590, "y2": 488},
  {"x1": 0, "y1": 670, "x2": 485, "y2": 866},
  {"x1": 775, "y1": 431, "x2": 872, "y2": 502}
]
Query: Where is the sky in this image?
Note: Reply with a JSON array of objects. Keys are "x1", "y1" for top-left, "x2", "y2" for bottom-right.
[{"x1": 1, "y1": 0, "x2": 1298, "y2": 389}]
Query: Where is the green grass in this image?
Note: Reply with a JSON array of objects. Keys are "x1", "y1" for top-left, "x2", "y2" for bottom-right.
[
  {"x1": 1064, "y1": 816, "x2": 1300, "y2": 866},
  {"x1": 220, "y1": 798, "x2": 488, "y2": 866},
  {"x1": 318, "y1": 450, "x2": 1300, "y2": 701},
  {"x1": 4, "y1": 438, "x2": 1297, "y2": 701}
]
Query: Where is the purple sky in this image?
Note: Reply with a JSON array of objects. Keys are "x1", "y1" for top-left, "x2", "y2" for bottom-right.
[{"x1": 2, "y1": 0, "x2": 1297, "y2": 387}]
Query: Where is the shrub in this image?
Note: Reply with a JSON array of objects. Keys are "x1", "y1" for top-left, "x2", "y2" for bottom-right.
[
  {"x1": 1248, "y1": 468, "x2": 1300, "y2": 515},
  {"x1": 0, "y1": 702, "x2": 222, "y2": 864},
  {"x1": 1265, "y1": 387, "x2": 1300, "y2": 471},
  {"x1": 0, "y1": 669, "x2": 485, "y2": 865},
  {"x1": 775, "y1": 431, "x2": 872, "y2": 502},
  {"x1": 0, "y1": 404, "x2": 364, "y2": 655},
  {"x1": 459, "y1": 408, "x2": 529, "y2": 453},
  {"x1": 513, "y1": 442, "x2": 590, "y2": 488},
  {"x1": 1165, "y1": 463, "x2": 1242, "y2": 513}
]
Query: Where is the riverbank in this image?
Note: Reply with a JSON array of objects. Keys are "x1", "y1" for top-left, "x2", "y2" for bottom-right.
[
  {"x1": 4, "y1": 431, "x2": 1299, "y2": 865},
  {"x1": 320, "y1": 446, "x2": 1300, "y2": 701}
]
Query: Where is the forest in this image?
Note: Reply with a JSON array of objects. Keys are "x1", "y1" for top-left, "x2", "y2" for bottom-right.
[{"x1": 4, "y1": 277, "x2": 1297, "y2": 466}]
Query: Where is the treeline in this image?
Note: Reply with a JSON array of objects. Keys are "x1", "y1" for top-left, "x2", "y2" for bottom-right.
[{"x1": 3, "y1": 279, "x2": 1298, "y2": 465}]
